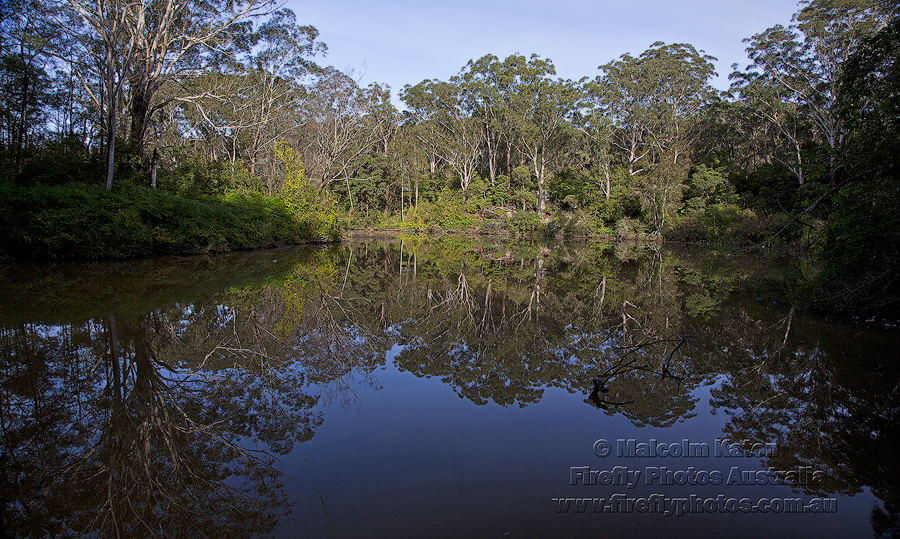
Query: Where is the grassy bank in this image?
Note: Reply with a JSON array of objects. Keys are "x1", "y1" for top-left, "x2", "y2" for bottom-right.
[{"x1": 0, "y1": 184, "x2": 339, "y2": 260}]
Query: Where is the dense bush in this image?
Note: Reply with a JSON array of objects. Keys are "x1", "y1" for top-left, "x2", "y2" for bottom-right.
[
  {"x1": 507, "y1": 210, "x2": 542, "y2": 236},
  {"x1": 615, "y1": 217, "x2": 646, "y2": 240},
  {"x1": 0, "y1": 184, "x2": 337, "y2": 260},
  {"x1": 549, "y1": 210, "x2": 607, "y2": 238}
]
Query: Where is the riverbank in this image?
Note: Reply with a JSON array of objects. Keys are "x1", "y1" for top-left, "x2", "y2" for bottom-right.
[
  {"x1": 0, "y1": 183, "x2": 339, "y2": 260},
  {"x1": 340, "y1": 206, "x2": 811, "y2": 249}
]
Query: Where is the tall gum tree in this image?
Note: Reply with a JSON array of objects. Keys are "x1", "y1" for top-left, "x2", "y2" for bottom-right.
[
  {"x1": 596, "y1": 42, "x2": 717, "y2": 175},
  {"x1": 736, "y1": 0, "x2": 890, "y2": 188},
  {"x1": 56, "y1": 0, "x2": 138, "y2": 190},
  {"x1": 503, "y1": 54, "x2": 575, "y2": 212},
  {"x1": 401, "y1": 79, "x2": 481, "y2": 199},
  {"x1": 299, "y1": 68, "x2": 393, "y2": 196},
  {"x1": 0, "y1": 0, "x2": 60, "y2": 173},
  {"x1": 57, "y1": 0, "x2": 275, "y2": 189},
  {"x1": 596, "y1": 42, "x2": 717, "y2": 233},
  {"x1": 729, "y1": 67, "x2": 812, "y2": 185},
  {"x1": 457, "y1": 54, "x2": 504, "y2": 187},
  {"x1": 237, "y1": 9, "x2": 325, "y2": 177},
  {"x1": 124, "y1": 0, "x2": 277, "y2": 157}
]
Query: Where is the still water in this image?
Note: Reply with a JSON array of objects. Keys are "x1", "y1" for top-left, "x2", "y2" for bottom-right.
[{"x1": 2, "y1": 238, "x2": 898, "y2": 538}]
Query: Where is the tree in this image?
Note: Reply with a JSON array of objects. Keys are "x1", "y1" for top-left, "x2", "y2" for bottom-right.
[
  {"x1": 814, "y1": 13, "x2": 900, "y2": 313},
  {"x1": 0, "y1": 0, "x2": 59, "y2": 174},
  {"x1": 595, "y1": 42, "x2": 717, "y2": 232},
  {"x1": 457, "y1": 54, "x2": 506, "y2": 186},
  {"x1": 574, "y1": 82, "x2": 616, "y2": 200},
  {"x1": 388, "y1": 125, "x2": 427, "y2": 212},
  {"x1": 123, "y1": 0, "x2": 277, "y2": 156},
  {"x1": 595, "y1": 42, "x2": 717, "y2": 176},
  {"x1": 299, "y1": 68, "x2": 393, "y2": 194},
  {"x1": 506, "y1": 56, "x2": 578, "y2": 212},
  {"x1": 737, "y1": 0, "x2": 890, "y2": 187},
  {"x1": 401, "y1": 79, "x2": 481, "y2": 198},
  {"x1": 231, "y1": 9, "x2": 324, "y2": 179},
  {"x1": 729, "y1": 68, "x2": 812, "y2": 185},
  {"x1": 58, "y1": 0, "x2": 139, "y2": 190},
  {"x1": 57, "y1": 0, "x2": 276, "y2": 189}
]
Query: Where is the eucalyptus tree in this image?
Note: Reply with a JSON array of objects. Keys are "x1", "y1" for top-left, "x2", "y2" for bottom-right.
[
  {"x1": 591, "y1": 52, "x2": 651, "y2": 177},
  {"x1": 353, "y1": 83, "x2": 400, "y2": 214},
  {"x1": 404, "y1": 114, "x2": 441, "y2": 181},
  {"x1": 502, "y1": 54, "x2": 577, "y2": 212},
  {"x1": 735, "y1": 0, "x2": 890, "y2": 187},
  {"x1": 122, "y1": 0, "x2": 278, "y2": 157},
  {"x1": 398, "y1": 85, "x2": 443, "y2": 184},
  {"x1": 594, "y1": 42, "x2": 717, "y2": 232},
  {"x1": 0, "y1": 0, "x2": 61, "y2": 172},
  {"x1": 401, "y1": 79, "x2": 481, "y2": 199},
  {"x1": 729, "y1": 69, "x2": 812, "y2": 185},
  {"x1": 814, "y1": 14, "x2": 900, "y2": 313},
  {"x1": 595, "y1": 42, "x2": 717, "y2": 175},
  {"x1": 299, "y1": 68, "x2": 395, "y2": 197},
  {"x1": 457, "y1": 54, "x2": 506, "y2": 186},
  {"x1": 236, "y1": 9, "x2": 323, "y2": 178},
  {"x1": 388, "y1": 124, "x2": 428, "y2": 212},
  {"x1": 56, "y1": 0, "x2": 275, "y2": 189},
  {"x1": 573, "y1": 82, "x2": 616, "y2": 200},
  {"x1": 53, "y1": 0, "x2": 137, "y2": 189},
  {"x1": 159, "y1": 9, "x2": 322, "y2": 189}
]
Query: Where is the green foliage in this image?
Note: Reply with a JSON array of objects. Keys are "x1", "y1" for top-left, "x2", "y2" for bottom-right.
[
  {"x1": 10, "y1": 138, "x2": 101, "y2": 186},
  {"x1": 159, "y1": 154, "x2": 261, "y2": 196},
  {"x1": 547, "y1": 168, "x2": 592, "y2": 210},
  {"x1": 399, "y1": 206, "x2": 426, "y2": 232},
  {"x1": 413, "y1": 202, "x2": 440, "y2": 230},
  {"x1": 511, "y1": 166, "x2": 535, "y2": 191},
  {"x1": 437, "y1": 189, "x2": 475, "y2": 230},
  {"x1": 464, "y1": 174, "x2": 490, "y2": 213},
  {"x1": 587, "y1": 196, "x2": 625, "y2": 228},
  {"x1": 636, "y1": 155, "x2": 687, "y2": 233},
  {"x1": 665, "y1": 207, "x2": 801, "y2": 245},
  {"x1": 275, "y1": 141, "x2": 306, "y2": 197},
  {"x1": 507, "y1": 211, "x2": 541, "y2": 235},
  {"x1": 814, "y1": 180, "x2": 900, "y2": 314},
  {"x1": 490, "y1": 175, "x2": 511, "y2": 206},
  {"x1": 682, "y1": 165, "x2": 737, "y2": 214},
  {"x1": 514, "y1": 189, "x2": 538, "y2": 212},
  {"x1": 733, "y1": 162, "x2": 813, "y2": 215},
  {"x1": 549, "y1": 210, "x2": 605, "y2": 238},
  {"x1": 276, "y1": 142, "x2": 340, "y2": 241},
  {"x1": 0, "y1": 184, "x2": 333, "y2": 260},
  {"x1": 615, "y1": 217, "x2": 645, "y2": 240},
  {"x1": 810, "y1": 15, "x2": 900, "y2": 314}
]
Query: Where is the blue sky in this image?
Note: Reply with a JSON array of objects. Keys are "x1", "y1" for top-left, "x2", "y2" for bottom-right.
[{"x1": 286, "y1": 0, "x2": 802, "y2": 105}]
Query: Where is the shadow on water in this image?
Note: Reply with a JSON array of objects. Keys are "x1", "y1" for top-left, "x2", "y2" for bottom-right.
[{"x1": 1, "y1": 238, "x2": 899, "y2": 537}]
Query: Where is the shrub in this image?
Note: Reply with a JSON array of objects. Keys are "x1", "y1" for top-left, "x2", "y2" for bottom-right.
[
  {"x1": 553, "y1": 210, "x2": 602, "y2": 238},
  {"x1": 0, "y1": 183, "x2": 334, "y2": 260},
  {"x1": 615, "y1": 217, "x2": 645, "y2": 240},
  {"x1": 508, "y1": 211, "x2": 541, "y2": 235}
]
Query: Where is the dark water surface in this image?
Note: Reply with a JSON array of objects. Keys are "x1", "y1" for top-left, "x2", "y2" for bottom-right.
[{"x1": 2, "y1": 238, "x2": 899, "y2": 538}]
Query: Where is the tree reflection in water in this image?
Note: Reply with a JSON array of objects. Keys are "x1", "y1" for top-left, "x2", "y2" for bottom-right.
[
  {"x1": 706, "y1": 306, "x2": 900, "y2": 538},
  {"x1": 2, "y1": 238, "x2": 899, "y2": 537},
  {"x1": 1, "y1": 249, "x2": 385, "y2": 536},
  {"x1": 2, "y1": 313, "x2": 305, "y2": 536}
]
